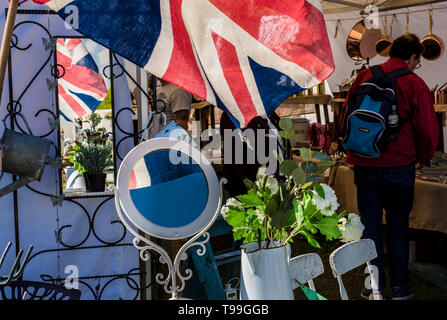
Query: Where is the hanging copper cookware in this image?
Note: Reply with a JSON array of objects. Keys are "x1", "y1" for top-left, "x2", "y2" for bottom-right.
[
  {"x1": 347, "y1": 20, "x2": 382, "y2": 61},
  {"x1": 375, "y1": 16, "x2": 393, "y2": 57},
  {"x1": 421, "y1": 9, "x2": 445, "y2": 61}
]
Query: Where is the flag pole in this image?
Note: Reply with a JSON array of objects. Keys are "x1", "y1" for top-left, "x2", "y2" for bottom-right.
[{"x1": 0, "y1": 0, "x2": 19, "y2": 104}]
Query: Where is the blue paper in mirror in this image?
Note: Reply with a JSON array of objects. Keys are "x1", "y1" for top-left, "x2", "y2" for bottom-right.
[{"x1": 129, "y1": 149, "x2": 208, "y2": 228}]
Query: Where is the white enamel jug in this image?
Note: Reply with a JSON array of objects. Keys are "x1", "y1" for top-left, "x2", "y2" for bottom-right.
[{"x1": 240, "y1": 241, "x2": 315, "y2": 300}]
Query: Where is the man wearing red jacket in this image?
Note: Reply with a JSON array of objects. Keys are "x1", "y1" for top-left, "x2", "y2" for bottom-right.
[{"x1": 340, "y1": 34, "x2": 439, "y2": 300}]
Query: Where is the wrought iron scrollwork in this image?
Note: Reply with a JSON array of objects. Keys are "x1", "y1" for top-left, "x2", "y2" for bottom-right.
[{"x1": 3, "y1": 10, "x2": 146, "y2": 300}]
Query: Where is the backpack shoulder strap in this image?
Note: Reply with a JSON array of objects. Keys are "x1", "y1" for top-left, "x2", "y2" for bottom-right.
[
  {"x1": 387, "y1": 68, "x2": 413, "y2": 79},
  {"x1": 370, "y1": 65, "x2": 385, "y2": 78}
]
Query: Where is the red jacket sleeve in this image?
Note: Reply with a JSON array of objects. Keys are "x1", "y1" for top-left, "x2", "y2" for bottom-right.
[{"x1": 411, "y1": 81, "x2": 439, "y2": 167}]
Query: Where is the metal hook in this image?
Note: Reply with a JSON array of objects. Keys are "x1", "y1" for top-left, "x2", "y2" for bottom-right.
[
  {"x1": 405, "y1": 11, "x2": 410, "y2": 34},
  {"x1": 334, "y1": 19, "x2": 341, "y2": 39}
]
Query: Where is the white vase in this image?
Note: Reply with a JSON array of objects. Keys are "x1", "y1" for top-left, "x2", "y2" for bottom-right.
[
  {"x1": 240, "y1": 241, "x2": 294, "y2": 300},
  {"x1": 65, "y1": 168, "x2": 86, "y2": 190}
]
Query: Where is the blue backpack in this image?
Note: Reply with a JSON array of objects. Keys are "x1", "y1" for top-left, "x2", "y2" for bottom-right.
[{"x1": 342, "y1": 65, "x2": 413, "y2": 158}]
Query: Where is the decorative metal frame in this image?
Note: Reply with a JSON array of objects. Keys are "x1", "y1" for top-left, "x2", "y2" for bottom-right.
[
  {"x1": 2, "y1": 9, "x2": 160, "y2": 299},
  {"x1": 114, "y1": 138, "x2": 226, "y2": 299}
]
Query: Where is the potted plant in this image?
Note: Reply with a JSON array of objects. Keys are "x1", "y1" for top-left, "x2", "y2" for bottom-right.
[
  {"x1": 69, "y1": 113, "x2": 113, "y2": 192},
  {"x1": 220, "y1": 118, "x2": 364, "y2": 300}
]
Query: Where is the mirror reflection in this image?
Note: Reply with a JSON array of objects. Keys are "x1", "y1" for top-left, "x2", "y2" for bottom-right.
[
  {"x1": 129, "y1": 149, "x2": 208, "y2": 228},
  {"x1": 57, "y1": 38, "x2": 115, "y2": 193}
]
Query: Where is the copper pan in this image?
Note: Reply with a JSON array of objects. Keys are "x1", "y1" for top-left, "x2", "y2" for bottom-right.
[
  {"x1": 375, "y1": 17, "x2": 393, "y2": 57},
  {"x1": 421, "y1": 10, "x2": 445, "y2": 61},
  {"x1": 347, "y1": 20, "x2": 382, "y2": 61}
]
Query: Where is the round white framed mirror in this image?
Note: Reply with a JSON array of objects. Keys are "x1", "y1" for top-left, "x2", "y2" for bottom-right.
[{"x1": 116, "y1": 138, "x2": 219, "y2": 240}]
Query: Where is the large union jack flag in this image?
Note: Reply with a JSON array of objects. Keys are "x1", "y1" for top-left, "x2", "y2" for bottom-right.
[
  {"x1": 36, "y1": 0, "x2": 334, "y2": 128},
  {"x1": 56, "y1": 38, "x2": 108, "y2": 121}
]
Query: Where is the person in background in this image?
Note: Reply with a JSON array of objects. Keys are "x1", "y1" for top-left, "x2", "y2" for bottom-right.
[
  {"x1": 155, "y1": 79, "x2": 192, "y2": 132},
  {"x1": 220, "y1": 112, "x2": 288, "y2": 198},
  {"x1": 340, "y1": 33, "x2": 439, "y2": 300}
]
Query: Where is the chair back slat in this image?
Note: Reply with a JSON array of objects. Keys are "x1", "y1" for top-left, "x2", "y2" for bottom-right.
[
  {"x1": 329, "y1": 239, "x2": 377, "y2": 277},
  {"x1": 289, "y1": 253, "x2": 324, "y2": 290}
]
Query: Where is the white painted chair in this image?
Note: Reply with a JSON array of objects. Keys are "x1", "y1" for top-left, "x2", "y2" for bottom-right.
[
  {"x1": 329, "y1": 239, "x2": 381, "y2": 300},
  {"x1": 290, "y1": 252, "x2": 324, "y2": 292}
]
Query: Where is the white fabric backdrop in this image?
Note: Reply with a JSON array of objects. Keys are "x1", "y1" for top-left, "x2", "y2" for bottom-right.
[
  {"x1": 0, "y1": 1, "x2": 139, "y2": 300},
  {"x1": 324, "y1": 2, "x2": 447, "y2": 91}
]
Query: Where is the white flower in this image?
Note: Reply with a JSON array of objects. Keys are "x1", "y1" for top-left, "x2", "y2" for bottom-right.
[
  {"x1": 255, "y1": 166, "x2": 279, "y2": 194},
  {"x1": 220, "y1": 205, "x2": 229, "y2": 217},
  {"x1": 256, "y1": 166, "x2": 267, "y2": 180},
  {"x1": 226, "y1": 197, "x2": 242, "y2": 208},
  {"x1": 312, "y1": 184, "x2": 339, "y2": 216},
  {"x1": 338, "y1": 213, "x2": 365, "y2": 243},
  {"x1": 220, "y1": 198, "x2": 242, "y2": 217},
  {"x1": 264, "y1": 175, "x2": 279, "y2": 194},
  {"x1": 255, "y1": 209, "x2": 265, "y2": 220}
]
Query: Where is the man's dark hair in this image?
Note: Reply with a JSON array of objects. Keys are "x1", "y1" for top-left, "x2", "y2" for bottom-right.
[{"x1": 389, "y1": 33, "x2": 424, "y2": 60}]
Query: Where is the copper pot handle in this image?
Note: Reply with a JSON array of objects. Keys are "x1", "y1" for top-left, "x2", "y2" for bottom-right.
[
  {"x1": 429, "y1": 9, "x2": 433, "y2": 35},
  {"x1": 406, "y1": 12, "x2": 410, "y2": 34}
]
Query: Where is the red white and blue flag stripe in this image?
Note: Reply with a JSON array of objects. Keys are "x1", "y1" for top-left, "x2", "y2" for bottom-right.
[
  {"x1": 36, "y1": 0, "x2": 334, "y2": 128},
  {"x1": 56, "y1": 38, "x2": 108, "y2": 121}
]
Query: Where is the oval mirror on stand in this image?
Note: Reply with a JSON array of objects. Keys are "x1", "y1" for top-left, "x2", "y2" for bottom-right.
[{"x1": 114, "y1": 137, "x2": 226, "y2": 299}]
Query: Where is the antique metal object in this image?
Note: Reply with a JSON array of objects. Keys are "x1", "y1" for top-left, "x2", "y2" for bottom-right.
[
  {"x1": 0, "y1": 127, "x2": 51, "y2": 198},
  {"x1": 421, "y1": 10, "x2": 445, "y2": 61},
  {"x1": 346, "y1": 20, "x2": 382, "y2": 61},
  {"x1": 375, "y1": 16, "x2": 393, "y2": 57}
]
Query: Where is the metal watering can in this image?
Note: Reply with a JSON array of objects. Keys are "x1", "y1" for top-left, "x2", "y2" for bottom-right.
[
  {"x1": 0, "y1": 116, "x2": 51, "y2": 198},
  {"x1": 239, "y1": 242, "x2": 323, "y2": 300}
]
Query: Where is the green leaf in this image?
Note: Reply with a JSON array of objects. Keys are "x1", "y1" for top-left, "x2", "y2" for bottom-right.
[
  {"x1": 279, "y1": 130, "x2": 295, "y2": 140},
  {"x1": 302, "y1": 161, "x2": 318, "y2": 174},
  {"x1": 293, "y1": 198, "x2": 304, "y2": 227},
  {"x1": 279, "y1": 118, "x2": 293, "y2": 130},
  {"x1": 286, "y1": 207, "x2": 296, "y2": 225},
  {"x1": 270, "y1": 210, "x2": 289, "y2": 230},
  {"x1": 299, "y1": 148, "x2": 312, "y2": 160},
  {"x1": 313, "y1": 152, "x2": 330, "y2": 161},
  {"x1": 233, "y1": 227, "x2": 247, "y2": 241},
  {"x1": 306, "y1": 175, "x2": 323, "y2": 183},
  {"x1": 302, "y1": 193, "x2": 317, "y2": 215},
  {"x1": 314, "y1": 183, "x2": 325, "y2": 199},
  {"x1": 301, "y1": 182, "x2": 314, "y2": 189},
  {"x1": 316, "y1": 217, "x2": 342, "y2": 241},
  {"x1": 264, "y1": 198, "x2": 279, "y2": 217},
  {"x1": 224, "y1": 208, "x2": 246, "y2": 227},
  {"x1": 292, "y1": 167, "x2": 306, "y2": 186},
  {"x1": 279, "y1": 160, "x2": 298, "y2": 176},
  {"x1": 316, "y1": 160, "x2": 336, "y2": 174},
  {"x1": 243, "y1": 178, "x2": 256, "y2": 191},
  {"x1": 236, "y1": 190, "x2": 264, "y2": 208},
  {"x1": 299, "y1": 230, "x2": 321, "y2": 249}
]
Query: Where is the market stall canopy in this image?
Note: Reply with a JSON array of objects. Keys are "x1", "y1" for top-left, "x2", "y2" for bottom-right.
[{"x1": 321, "y1": 0, "x2": 447, "y2": 14}]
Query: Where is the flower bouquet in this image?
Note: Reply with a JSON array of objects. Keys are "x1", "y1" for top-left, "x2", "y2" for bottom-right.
[{"x1": 221, "y1": 117, "x2": 364, "y2": 250}]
